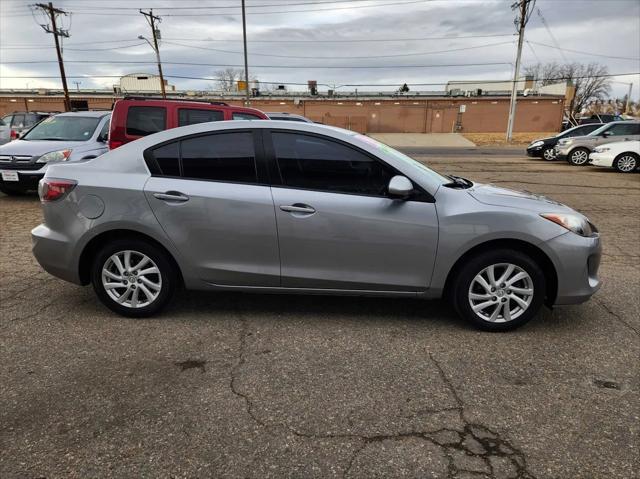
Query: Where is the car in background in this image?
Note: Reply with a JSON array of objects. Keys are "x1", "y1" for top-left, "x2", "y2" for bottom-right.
[
  {"x1": 0, "y1": 111, "x2": 111, "y2": 195},
  {"x1": 527, "y1": 123, "x2": 603, "y2": 160},
  {"x1": 580, "y1": 114, "x2": 624, "y2": 125},
  {"x1": 555, "y1": 121, "x2": 640, "y2": 165},
  {"x1": 589, "y1": 140, "x2": 639, "y2": 173},
  {"x1": 266, "y1": 112, "x2": 314, "y2": 123},
  {"x1": 108, "y1": 97, "x2": 268, "y2": 149},
  {"x1": 0, "y1": 117, "x2": 10, "y2": 145},
  {"x1": 32, "y1": 121, "x2": 601, "y2": 331},
  {"x1": 0, "y1": 111, "x2": 57, "y2": 141}
]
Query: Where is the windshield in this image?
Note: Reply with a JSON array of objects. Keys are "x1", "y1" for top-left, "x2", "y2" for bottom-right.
[
  {"x1": 22, "y1": 115, "x2": 101, "y2": 141},
  {"x1": 353, "y1": 134, "x2": 450, "y2": 184}
]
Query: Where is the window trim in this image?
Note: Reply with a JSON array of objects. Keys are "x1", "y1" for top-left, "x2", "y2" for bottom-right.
[
  {"x1": 142, "y1": 128, "x2": 268, "y2": 186},
  {"x1": 263, "y1": 128, "x2": 435, "y2": 203}
]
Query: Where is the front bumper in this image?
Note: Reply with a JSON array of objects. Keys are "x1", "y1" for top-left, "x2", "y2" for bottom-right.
[
  {"x1": 0, "y1": 168, "x2": 45, "y2": 191},
  {"x1": 542, "y1": 231, "x2": 602, "y2": 305},
  {"x1": 526, "y1": 146, "x2": 544, "y2": 158},
  {"x1": 554, "y1": 144, "x2": 571, "y2": 160},
  {"x1": 588, "y1": 152, "x2": 614, "y2": 168}
]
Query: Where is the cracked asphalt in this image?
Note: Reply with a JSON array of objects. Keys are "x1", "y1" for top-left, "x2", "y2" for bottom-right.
[{"x1": 1, "y1": 150, "x2": 638, "y2": 478}]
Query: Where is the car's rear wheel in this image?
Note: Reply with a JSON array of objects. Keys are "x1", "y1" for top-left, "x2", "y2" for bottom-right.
[
  {"x1": 91, "y1": 239, "x2": 176, "y2": 317},
  {"x1": 614, "y1": 152, "x2": 638, "y2": 173},
  {"x1": 451, "y1": 249, "x2": 546, "y2": 331},
  {"x1": 568, "y1": 148, "x2": 590, "y2": 166},
  {"x1": 542, "y1": 147, "x2": 556, "y2": 161}
]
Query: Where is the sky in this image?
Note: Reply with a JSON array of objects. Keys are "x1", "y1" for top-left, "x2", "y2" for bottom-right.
[{"x1": 0, "y1": 0, "x2": 639, "y2": 99}]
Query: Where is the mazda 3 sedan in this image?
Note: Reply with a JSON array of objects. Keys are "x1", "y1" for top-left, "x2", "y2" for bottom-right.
[{"x1": 32, "y1": 121, "x2": 602, "y2": 331}]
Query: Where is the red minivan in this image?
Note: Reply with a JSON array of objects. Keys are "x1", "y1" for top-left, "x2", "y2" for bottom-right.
[{"x1": 108, "y1": 97, "x2": 268, "y2": 149}]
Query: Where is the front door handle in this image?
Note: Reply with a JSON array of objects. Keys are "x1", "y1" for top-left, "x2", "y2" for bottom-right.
[
  {"x1": 280, "y1": 204, "x2": 316, "y2": 214},
  {"x1": 153, "y1": 191, "x2": 189, "y2": 202}
]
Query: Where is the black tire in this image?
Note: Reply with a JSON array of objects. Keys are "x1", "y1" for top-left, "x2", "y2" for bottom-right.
[
  {"x1": 451, "y1": 249, "x2": 546, "y2": 332},
  {"x1": 541, "y1": 147, "x2": 556, "y2": 161},
  {"x1": 567, "y1": 147, "x2": 590, "y2": 166},
  {"x1": 613, "y1": 152, "x2": 638, "y2": 173},
  {"x1": 91, "y1": 238, "x2": 177, "y2": 317},
  {"x1": 0, "y1": 184, "x2": 27, "y2": 196}
]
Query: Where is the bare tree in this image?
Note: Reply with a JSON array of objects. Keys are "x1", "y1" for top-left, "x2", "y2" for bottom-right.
[
  {"x1": 524, "y1": 62, "x2": 611, "y2": 116},
  {"x1": 214, "y1": 68, "x2": 258, "y2": 92}
]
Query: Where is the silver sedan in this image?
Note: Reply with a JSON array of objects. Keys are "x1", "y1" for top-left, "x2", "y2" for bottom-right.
[{"x1": 31, "y1": 121, "x2": 602, "y2": 331}]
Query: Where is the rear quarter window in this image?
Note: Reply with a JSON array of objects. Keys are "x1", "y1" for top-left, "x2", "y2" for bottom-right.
[{"x1": 126, "y1": 106, "x2": 167, "y2": 136}]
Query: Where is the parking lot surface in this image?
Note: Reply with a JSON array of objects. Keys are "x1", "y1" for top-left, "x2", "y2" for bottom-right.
[{"x1": 1, "y1": 151, "x2": 638, "y2": 478}]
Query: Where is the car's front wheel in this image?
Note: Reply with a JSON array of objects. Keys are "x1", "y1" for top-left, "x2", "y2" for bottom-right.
[
  {"x1": 542, "y1": 147, "x2": 556, "y2": 161},
  {"x1": 451, "y1": 249, "x2": 546, "y2": 331},
  {"x1": 614, "y1": 152, "x2": 638, "y2": 173},
  {"x1": 91, "y1": 239, "x2": 177, "y2": 317},
  {"x1": 568, "y1": 148, "x2": 590, "y2": 166}
]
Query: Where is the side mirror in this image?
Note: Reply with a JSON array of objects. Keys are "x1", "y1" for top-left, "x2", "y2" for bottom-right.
[
  {"x1": 388, "y1": 175, "x2": 413, "y2": 199},
  {"x1": 602, "y1": 130, "x2": 612, "y2": 137},
  {"x1": 98, "y1": 133, "x2": 108, "y2": 143}
]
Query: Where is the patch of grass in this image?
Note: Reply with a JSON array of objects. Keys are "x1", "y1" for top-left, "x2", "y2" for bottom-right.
[{"x1": 462, "y1": 132, "x2": 557, "y2": 146}]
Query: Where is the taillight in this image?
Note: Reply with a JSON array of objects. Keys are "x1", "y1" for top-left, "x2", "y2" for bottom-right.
[
  {"x1": 108, "y1": 139, "x2": 123, "y2": 150},
  {"x1": 38, "y1": 178, "x2": 77, "y2": 202},
  {"x1": 10, "y1": 129, "x2": 18, "y2": 140}
]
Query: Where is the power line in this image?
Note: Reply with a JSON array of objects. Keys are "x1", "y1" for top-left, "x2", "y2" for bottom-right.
[
  {"x1": 160, "y1": 40, "x2": 516, "y2": 60},
  {"x1": 528, "y1": 41, "x2": 640, "y2": 61},
  {"x1": 535, "y1": 7, "x2": 567, "y2": 62}
]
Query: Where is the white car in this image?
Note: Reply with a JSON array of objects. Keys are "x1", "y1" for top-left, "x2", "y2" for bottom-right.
[{"x1": 589, "y1": 140, "x2": 639, "y2": 173}]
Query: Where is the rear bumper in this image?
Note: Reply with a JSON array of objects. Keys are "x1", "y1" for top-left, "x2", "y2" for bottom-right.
[
  {"x1": 31, "y1": 224, "x2": 82, "y2": 284},
  {"x1": 542, "y1": 232, "x2": 602, "y2": 305}
]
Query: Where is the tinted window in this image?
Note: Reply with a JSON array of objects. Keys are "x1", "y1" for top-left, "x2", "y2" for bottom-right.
[
  {"x1": 11, "y1": 114, "x2": 25, "y2": 128},
  {"x1": 151, "y1": 142, "x2": 180, "y2": 176},
  {"x1": 126, "y1": 106, "x2": 166, "y2": 136},
  {"x1": 273, "y1": 132, "x2": 395, "y2": 196},
  {"x1": 2, "y1": 115, "x2": 13, "y2": 126},
  {"x1": 607, "y1": 123, "x2": 640, "y2": 136},
  {"x1": 178, "y1": 108, "x2": 224, "y2": 126},
  {"x1": 233, "y1": 112, "x2": 261, "y2": 120},
  {"x1": 181, "y1": 132, "x2": 257, "y2": 183},
  {"x1": 98, "y1": 118, "x2": 110, "y2": 140}
]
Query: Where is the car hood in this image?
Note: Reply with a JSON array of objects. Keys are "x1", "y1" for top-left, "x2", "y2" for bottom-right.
[
  {"x1": 530, "y1": 136, "x2": 556, "y2": 144},
  {"x1": 468, "y1": 183, "x2": 575, "y2": 213},
  {"x1": 0, "y1": 139, "x2": 87, "y2": 157}
]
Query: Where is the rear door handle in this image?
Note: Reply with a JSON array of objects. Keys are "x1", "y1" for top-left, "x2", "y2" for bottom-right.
[
  {"x1": 280, "y1": 204, "x2": 316, "y2": 214},
  {"x1": 153, "y1": 191, "x2": 190, "y2": 202}
]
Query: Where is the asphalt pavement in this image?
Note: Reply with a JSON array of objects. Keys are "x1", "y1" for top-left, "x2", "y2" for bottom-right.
[{"x1": 1, "y1": 150, "x2": 638, "y2": 478}]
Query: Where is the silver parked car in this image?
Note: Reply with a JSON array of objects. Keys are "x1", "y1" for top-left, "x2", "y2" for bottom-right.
[
  {"x1": 32, "y1": 121, "x2": 602, "y2": 331},
  {"x1": 0, "y1": 111, "x2": 111, "y2": 195}
]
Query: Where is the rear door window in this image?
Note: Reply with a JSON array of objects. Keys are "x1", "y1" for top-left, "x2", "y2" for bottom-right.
[
  {"x1": 126, "y1": 106, "x2": 166, "y2": 136},
  {"x1": 178, "y1": 108, "x2": 224, "y2": 126},
  {"x1": 180, "y1": 132, "x2": 257, "y2": 183}
]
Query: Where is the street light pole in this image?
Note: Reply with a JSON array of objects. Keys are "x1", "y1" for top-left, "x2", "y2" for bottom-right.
[
  {"x1": 241, "y1": 0, "x2": 250, "y2": 105},
  {"x1": 140, "y1": 9, "x2": 166, "y2": 99}
]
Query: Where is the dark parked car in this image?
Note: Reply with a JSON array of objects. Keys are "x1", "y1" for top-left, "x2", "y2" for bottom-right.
[{"x1": 526, "y1": 123, "x2": 604, "y2": 160}]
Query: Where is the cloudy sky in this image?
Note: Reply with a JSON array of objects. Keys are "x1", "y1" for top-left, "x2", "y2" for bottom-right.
[{"x1": 1, "y1": 0, "x2": 639, "y2": 99}]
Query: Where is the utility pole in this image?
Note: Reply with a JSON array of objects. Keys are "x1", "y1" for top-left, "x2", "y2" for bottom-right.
[
  {"x1": 506, "y1": 0, "x2": 533, "y2": 142},
  {"x1": 625, "y1": 82, "x2": 633, "y2": 114},
  {"x1": 140, "y1": 9, "x2": 166, "y2": 99},
  {"x1": 35, "y1": 3, "x2": 71, "y2": 111},
  {"x1": 241, "y1": 0, "x2": 250, "y2": 105}
]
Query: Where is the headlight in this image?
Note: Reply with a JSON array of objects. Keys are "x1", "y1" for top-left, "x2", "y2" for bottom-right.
[
  {"x1": 36, "y1": 149, "x2": 72, "y2": 163},
  {"x1": 541, "y1": 213, "x2": 597, "y2": 237},
  {"x1": 594, "y1": 147, "x2": 610, "y2": 153},
  {"x1": 530, "y1": 140, "x2": 544, "y2": 148}
]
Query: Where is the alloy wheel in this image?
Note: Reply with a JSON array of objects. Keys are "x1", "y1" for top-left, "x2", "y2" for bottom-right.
[
  {"x1": 543, "y1": 148, "x2": 555, "y2": 160},
  {"x1": 571, "y1": 149, "x2": 589, "y2": 165},
  {"x1": 468, "y1": 263, "x2": 534, "y2": 323},
  {"x1": 101, "y1": 250, "x2": 162, "y2": 308},
  {"x1": 617, "y1": 155, "x2": 637, "y2": 172}
]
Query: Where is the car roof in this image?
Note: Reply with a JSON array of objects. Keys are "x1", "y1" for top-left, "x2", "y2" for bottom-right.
[{"x1": 55, "y1": 111, "x2": 112, "y2": 118}]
